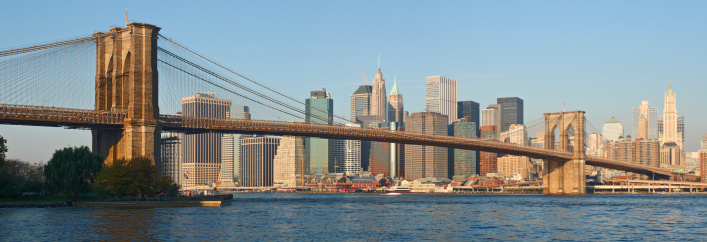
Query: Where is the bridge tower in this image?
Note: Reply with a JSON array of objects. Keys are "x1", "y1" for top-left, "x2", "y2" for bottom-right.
[
  {"x1": 91, "y1": 23, "x2": 161, "y2": 168},
  {"x1": 543, "y1": 111, "x2": 586, "y2": 195}
]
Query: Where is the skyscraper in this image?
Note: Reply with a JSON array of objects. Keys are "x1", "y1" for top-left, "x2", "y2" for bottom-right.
[
  {"x1": 426, "y1": 75, "x2": 457, "y2": 124},
  {"x1": 160, "y1": 132, "x2": 182, "y2": 186},
  {"x1": 181, "y1": 93, "x2": 231, "y2": 189},
  {"x1": 333, "y1": 125, "x2": 362, "y2": 174},
  {"x1": 701, "y1": 134, "x2": 707, "y2": 152},
  {"x1": 497, "y1": 97, "x2": 524, "y2": 132},
  {"x1": 240, "y1": 136, "x2": 280, "y2": 187},
  {"x1": 273, "y1": 135, "x2": 305, "y2": 187},
  {"x1": 221, "y1": 105, "x2": 250, "y2": 183},
  {"x1": 452, "y1": 120, "x2": 478, "y2": 180},
  {"x1": 350, "y1": 85, "x2": 372, "y2": 123},
  {"x1": 602, "y1": 117, "x2": 624, "y2": 142},
  {"x1": 661, "y1": 83, "x2": 681, "y2": 149},
  {"x1": 632, "y1": 101, "x2": 658, "y2": 140},
  {"x1": 457, "y1": 101, "x2": 480, "y2": 136},
  {"x1": 405, "y1": 111, "x2": 448, "y2": 180},
  {"x1": 371, "y1": 67, "x2": 387, "y2": 123},
  {"x1": 479, "y1": 125, "x2": 498, "y2": 176},
  {"x1": 387, "y1": 76, "x2": 404, "y2": 123},
  {"x1": 305, "y1": 88, "x2": 334, "y2": 174},
  {"x1": 481, "y1": 108, "x2": 497, "y2": 127}
]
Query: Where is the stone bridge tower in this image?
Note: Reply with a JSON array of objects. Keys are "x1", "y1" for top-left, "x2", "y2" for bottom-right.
[
  {"x1": 92, "y1": 23, "x2": 161, "y2": 168},
  {"x1": 543, "y1": 111, "x2": 586, "y2": 195}
]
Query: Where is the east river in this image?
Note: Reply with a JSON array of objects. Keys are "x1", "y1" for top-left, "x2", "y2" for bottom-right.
[{"x1": 1, "y1": 193, "x2": 706, "y2": 241}]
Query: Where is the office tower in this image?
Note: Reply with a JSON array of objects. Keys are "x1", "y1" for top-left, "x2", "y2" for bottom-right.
[
  {"x1": 425, "y1": 75, "x2": 457, "y2": 124},
  {"x1": 350, "y1": 85, "x2": 372, "y2": 123},
  {"x1": 221, "y1": 105, "x2": 250, "y2": 183},
  {"x1": 240, "y1": 136, "x2": 280, "y2": 187},
  {"x1": 497, "y1": 155, "x2": 531, "y2": 180},
  {"x1": 369, "y1": 125, "x2": 406, "y2": 178},
  {"x1": 181, "y1": 93, "x2": 231, "y2": 189},
  {"x1": 637, "y1": 115, "x2": 648, "y2": 141},
  {"x1": 160, "y1": 132, "x2": 182, "y2": 186},
  {"x1": 632, "y1": 101, "x2": 658, "y2": 140},
  {"x1": 273, "y1": 135, "x2": 305, "y2": 187},
  {"x1": 701, "y1": 134, "x2": 707, "y2": 152},
  {"x1": 479, "y1": 125, "x2": 498, "y2": 176},
  {"x1": 388, "y1": 76, "x2": 404, "y2": 123},
  {"x1": 305, "y1": 88, "x2": 334, "y2": 174},
  {"x1": 602, "y1": 117, "x2": 624, "y2": 142},
  {"x1": 678, "y1": 116, "x2": 685, "y2": 147},
  {"x1": 587, "y1": 133, "x2": 604, "y2": 157},
  {"x1": 482, "y1": 108, "x2": 497, "y2": 127},
  {"x1": 458, "y1": 101, "x2": 480, "y2": 136},
  {"x1": 506, "y1": 124, "x2": 527, "y2": 145},
  {"x1": 452, "y1": 120, "x2": 478, "y2": 180},
  {"x1": 371, "y1": 67, "x2": 387, "y2": 122},
  {"x1": 497, "y1": 97, "x2": 524, "y2": 132},
  {"x1": 661, "y1": 83, "x2": 681, "y2": 149},
  {"x1": 332, "y1": 123, "x2": 363, "y2": 174},
  {"x1": 405, "y1": 111, "x2": 449, "y2": 180}
]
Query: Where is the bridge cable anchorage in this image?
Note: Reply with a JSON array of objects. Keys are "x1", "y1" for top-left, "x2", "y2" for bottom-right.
[
  {"x1": 156, "y1": 48, "x2": 334, "y2": 125},
  {"x1": 157, "y1": 34, "x2": 351, "y2": 124}
]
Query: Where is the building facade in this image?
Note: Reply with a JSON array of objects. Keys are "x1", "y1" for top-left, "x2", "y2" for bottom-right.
[
  {"x1": 333, "y1": 123, "x2": 363, "y2": 174},
  {"x1": 497, "y1": 155, "x2": 531, "y2": 180},
  {"x1": 457, "y1": 101, "x2": 480, "y2": 136},
  {"x1": 479, "y1": 125, "x2": 498, "y2": 176},
  {"x1": 387, "y1": 76, "x2": 404, "y2": 123},
  {"x1": 606, "y1": 137, "x2": 660, "y2": 168},
  {"x1": 452, "y1": 120, "x2": 478, "y2": 180},
  {"x1": 350, "y1": 85, "x2": 372, "y2": 123},
  {"x1": 181, "y1": 93, "x2": 231, "y2": 189},
  {"x1": 240, "y1": 136, "x2": 280, "y2": 187},
  {"x1": 425, "y1": 75, "x2": 457, "y2": 124},
  {"x1": 405, "y1": 111, "x2": 448, "y2": 180},
  {"x1": 160, "y1": 132, "x2": 182, "y2": 187},
  {"x1": 602, "y1": 117, "x2": 624, "y2": 142},
  {"x1": 632, "y1": 101, "x2": 658, "y2": 140},
  {"x1": 273, "y1": 135, "x2": 305, "y2": 188},
  {"x1": 661, "y1": 83, "x2": 682, "y2": 149},
  {"x1": 371, "y1": 67, "x2": 387, "y2": 123},
  {"x1": 221, "y1": 105, "x2": 250, "y2": 184},
  {"x1": 305, "y1": 89, "x2": 334, "y2": 174},
  {"x1": 497, "y1": 97, "x2": 524, "y2": 132}
]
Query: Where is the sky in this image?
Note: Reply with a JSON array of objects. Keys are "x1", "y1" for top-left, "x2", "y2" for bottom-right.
[{"x1": 1, "y1": 1, "x2": 706, "y2": 162}]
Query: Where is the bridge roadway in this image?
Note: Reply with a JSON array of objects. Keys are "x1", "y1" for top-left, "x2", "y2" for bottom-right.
[{"x1": 0, "y1": 105, "x2": 677, "y2": 178}]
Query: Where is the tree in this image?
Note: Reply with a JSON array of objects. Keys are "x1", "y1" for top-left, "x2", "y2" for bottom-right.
[
  {"x1": 95, "y1": 157, "x2": 166, "y2": 199},
  {"x1": 0, "y1": 135, "x2": 7, "y2": 168},
  {"x1": 44, "y1": 146, "x2": 103, "y2": 198},
  {"x1": 155, "y1": 175, "x2": 180, "y2": 197}
]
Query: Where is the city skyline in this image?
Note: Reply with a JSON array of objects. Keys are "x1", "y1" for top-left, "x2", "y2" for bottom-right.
[{"x1": 1, "y1": 1, "x2": 707, "y2": 162}]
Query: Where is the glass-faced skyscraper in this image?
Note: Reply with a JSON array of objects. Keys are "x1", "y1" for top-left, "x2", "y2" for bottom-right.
[
  {"x1": 305, "y1": 88, "x2": 334, "y2": 174},
  {"x1": 497, "y1": 97, "x2": 523, "y2": 132},
  {"x1": 458, "y1": 100, "x2": 480, "y2": 136}
]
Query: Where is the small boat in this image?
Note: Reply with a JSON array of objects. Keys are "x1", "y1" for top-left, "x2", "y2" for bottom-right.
[{"x1": 385, "y1": 187, "x2": 411, "y2": 194}]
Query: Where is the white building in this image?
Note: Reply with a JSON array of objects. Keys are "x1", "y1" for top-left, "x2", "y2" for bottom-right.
[
  {"x1": 426, "y1": 75, "x2": 457, "y2": 124},
  {"x1": 334, "y1": 123, "x2": 363, "y2": 174},
  {"x1": 602, "y1": 117, "x2": 624, "y2": 142},
  {"x1": 273, "y1": 135, "x2": 306, "y2": 188}
]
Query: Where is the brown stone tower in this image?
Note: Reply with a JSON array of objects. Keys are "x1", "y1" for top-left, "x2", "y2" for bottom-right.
[
  {"x1": 543, "y1": 111, "x2": 586, "y2": 195},
  {"x1": 92, "y1": 23, "x2": 161, "y2": 168}
]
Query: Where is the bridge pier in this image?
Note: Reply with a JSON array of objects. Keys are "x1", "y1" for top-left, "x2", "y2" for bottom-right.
[
  {"x1": 543, "y1": 111, "x2": 586, "y2": 195},
  {"x1": 92, "y1": 23, "x2": 161, "y2": 171}
]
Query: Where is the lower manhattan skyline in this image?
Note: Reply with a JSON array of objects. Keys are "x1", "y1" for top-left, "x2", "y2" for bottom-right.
[{"x1": 1, "y1": 0, "x2": 706, "y2": 162}]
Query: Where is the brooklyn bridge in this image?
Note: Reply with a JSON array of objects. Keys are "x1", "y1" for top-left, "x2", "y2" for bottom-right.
[{"x1": 0, "y1": 23, "x2": 684, "y2": 195}]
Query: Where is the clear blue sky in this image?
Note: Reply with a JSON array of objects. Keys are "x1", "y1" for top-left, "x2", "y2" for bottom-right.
[{"x1": 1, "y1": 1, "x2": 706, "y2": 162}]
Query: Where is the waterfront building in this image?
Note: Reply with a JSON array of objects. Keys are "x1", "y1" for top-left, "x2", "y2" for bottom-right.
[
  {"x1": 273, "y1": 135, "x2": 305, "y2": 188},
  {"x1": 497, "y1": 97, "x2": 524, "y2": 132},
  {"x1": 425, "y1": 75, "x2": 457, "y2": 124},
  {"x1": 305, "y1": 88, "x2": 334, "y2": 174},
  {"x1": 632, "y1": 101, "x2": 658, "y2": 140},
  {"x1": 387, "y1": 76, "x2": 404, "y2": 123},
  {"x1": 661, "y1": 83, "x2": 682, "y2": 149},
  {"x1": 350, "y1": 85, "x2": 372, "y2": 123},
  {"x1": 602, "y1": 117, "x2": 624, "y2": 142},
  {"x1": 452, "y1": 120, "x2": 478, "y2": 180},
  {"x1": 701, "y1": 152, "x2": 706, "y2": 184},
  {"x1": 405, "y1": 111, "x2": 448, "y2": 180},
  {"x1": 240, "y1": 136, "x2": 280, "y2": 187},
  {"x1": 497, "y1": 155, "x2": 531, "y2": 180},
  {"x1": 333, "y1": 123, "x2": 363, "y2": 174},
  {"x1": 371, "y1": 67, "x2": 387, "y2": 123},
  {"x1": 457, "y1": 101, "x2": 480, "y2": 136},
  {"x1": 479, "y1": 125, "x2": 498, "y2": 176},
  {"x1": 181, "y1": 93, "x2": 231, "y2": 189},
  {"x1": 221, "y1": 105, "x2": 250, "y2": 183}
]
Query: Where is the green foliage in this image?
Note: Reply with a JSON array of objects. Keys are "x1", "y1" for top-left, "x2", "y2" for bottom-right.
[
  {"x1": 95, "y1": 157, "x2": 177, "y2": 197},
  {"x1": 0, "y1": 135, "x2": 7, "y2": 168},
  {"x1": 0, "y1": 159, "x2": 45, "y2": 198},
  {"x1": 44, "y1": 146, "x2": 103, "y2": 198}
]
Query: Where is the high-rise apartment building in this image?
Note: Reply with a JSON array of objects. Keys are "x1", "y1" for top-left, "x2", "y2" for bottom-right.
[
  {"x1": 632, "y1": 101, "x2": 658, "y2": 140},
  {"x1": 405, "y1": 111, "x2": 448, "y2": 180},
  {"x1": 333, "y1": 123, "x2": 363, "y2": 174},
  {"x1": 602, "y1": 117, "x2": 624, "y2": 142},
  {"x1": 305, "y1": 88, "x2": 334, "y2": 174},
  {"x1": 371, "y1": 67, "x2": 387, "y2": 123},
  {"x1": 606, "y1": 137, "x2": 660, "y2": 167},
  {"x1": 452, "y1": 120, "x2": 478, "y2": 180},
  {"x1": 661, "y1": 83, "x2": 682, "y2": 149},
  {"x1": 458, "y1": 101, "x2": 480, "y2": 136},
  {"x1": 425, "y1": 75, "x2": 457, "y2": 124},
  {"x1": 350, "y1": 85, "x2": 372, "y2": 123},
  {"x1": 240, "y1": 136, "x2": 280, "y2": 187},
  {"x1": 181, "y1": 93, "x2": 231, "y2": 189},
  {"x1": 221, "y1": 105, "x2": 250, "y2": 183},
  {"x1": 387, "y1": 76, "x2": 404, "y2": 123},
  {"x1": 479, "y1": 125, "x2": 498, "y2": 176},
  {"x1": 497, "y1": 97, "x2": 524, "y2": 132},
  {"x1": 273, "y1": 135, "x2": 305, "y2": 188}
]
